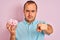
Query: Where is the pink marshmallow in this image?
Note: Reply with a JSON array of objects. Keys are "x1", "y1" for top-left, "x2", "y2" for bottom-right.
[{"x1": 7, "y1": 19, "x2": 18, "y2": 25}]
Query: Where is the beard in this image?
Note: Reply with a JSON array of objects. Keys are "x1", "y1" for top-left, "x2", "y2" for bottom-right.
[{"x1": 25, "y1": 17, "x2": 35, "y2": 24}]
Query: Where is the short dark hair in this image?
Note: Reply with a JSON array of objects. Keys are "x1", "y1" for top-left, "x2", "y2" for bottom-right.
[{"x1": 24, "y1": 1, "x2": 37, "y2": 10}]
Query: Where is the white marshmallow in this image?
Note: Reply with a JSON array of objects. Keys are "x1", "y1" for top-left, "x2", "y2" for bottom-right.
[{"x1": 7, "y1": 19, "x2": 18, "y2": 25}]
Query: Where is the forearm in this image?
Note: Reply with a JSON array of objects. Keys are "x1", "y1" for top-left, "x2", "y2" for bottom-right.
[{"x1": 10, "y1": 34, "x2": 16, "y2": 40}]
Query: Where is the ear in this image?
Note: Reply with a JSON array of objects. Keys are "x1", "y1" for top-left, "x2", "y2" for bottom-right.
[{"x1": 23, "y1": 9, "x2": 25, "y2": 13}]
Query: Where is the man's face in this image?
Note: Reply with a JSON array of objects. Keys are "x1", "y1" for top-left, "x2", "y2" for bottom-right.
[{"x1": 24, "y1": 3, "x2": 37, "y2": 22}]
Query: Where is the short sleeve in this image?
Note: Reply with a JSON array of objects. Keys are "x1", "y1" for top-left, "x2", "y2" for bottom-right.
[{"x1": 38, "y1": 20, "x2": 48, "y2": 25}]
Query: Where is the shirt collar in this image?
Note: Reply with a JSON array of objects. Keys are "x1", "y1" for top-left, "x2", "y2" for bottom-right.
[{"x1": 23, "y1": 19, "x2": 38, "y2": 25}]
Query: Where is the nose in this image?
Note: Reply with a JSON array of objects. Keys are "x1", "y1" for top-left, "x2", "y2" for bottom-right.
[{"x1": 29, "y1": 11, "x2": 32, "y2": 15}]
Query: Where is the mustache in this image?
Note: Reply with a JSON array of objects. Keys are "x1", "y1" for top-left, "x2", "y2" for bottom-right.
[{"x1": 28, "y1": 15, "x2": 33, "y2": 17}]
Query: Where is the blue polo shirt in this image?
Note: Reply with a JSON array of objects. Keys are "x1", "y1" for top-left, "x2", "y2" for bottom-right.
[{"x1": 16, "y1": 20, "x2": 47, "y2": 40}]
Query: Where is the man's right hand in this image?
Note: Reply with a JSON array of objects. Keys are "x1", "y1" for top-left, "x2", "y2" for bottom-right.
[
  {"x1": 6, "y1": 19, "x2": 18, "y2": 35},
  {"x1": 6, "y1": 19, "x2": 18, "y2": 40},
  {"x1": 6, "y1": 22, "x2": 16, "y2": 40},
  {"x1": 6, "y1": 22, "x2": 16, "y2": 35}
]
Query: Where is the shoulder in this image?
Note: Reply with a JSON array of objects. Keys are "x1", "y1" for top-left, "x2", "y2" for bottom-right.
[
  {"x1": 18, "y1": 21, "x2": 24, "y2": 25},
  {"x1": 17, "y1": 20, "x2": 24, "y2": 28},
  {"x1": 36, "y1": 20, "x2": 48, "y2": 24}
]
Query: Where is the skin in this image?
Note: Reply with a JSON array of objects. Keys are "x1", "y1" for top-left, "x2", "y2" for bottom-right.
[
  {"x1": 37, "y1": 24, "x2": 53, "y2": 35},
  {"x1": 24, "y1": 3, "x2": 37, "y2": 24},
  {"x1": 6, "y1": 3, "x2": 53, "y2": 40},
  {"x1": 6, "y1": 23, "x2": 16, "y2": 40}
]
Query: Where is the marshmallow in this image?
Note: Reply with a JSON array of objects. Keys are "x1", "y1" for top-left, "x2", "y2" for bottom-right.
[{"x1": 7, "y1": 19, "x2": 18, "y2": 25}]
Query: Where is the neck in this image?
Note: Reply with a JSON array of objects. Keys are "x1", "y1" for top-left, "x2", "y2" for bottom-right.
[{"x1": 25, "y1": 19, "x2": 34, "y2": 24}]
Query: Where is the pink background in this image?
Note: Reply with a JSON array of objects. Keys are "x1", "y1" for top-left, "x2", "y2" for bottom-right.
[{"x1": 0, "y1": 0, "x2": 60, "y2": 40}]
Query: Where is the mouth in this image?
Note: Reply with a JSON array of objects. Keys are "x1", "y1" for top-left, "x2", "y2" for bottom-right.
[{"x1": 28, "y1": 15, "x2": 32, "y2": 19}]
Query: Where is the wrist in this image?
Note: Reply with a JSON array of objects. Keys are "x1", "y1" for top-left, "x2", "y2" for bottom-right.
[
  {"x1": 10, "y1": 34, "x2": 15, "y2": 38},
  {"x1": 11, "y1": 33, "x2": 15, "y2": 36}
]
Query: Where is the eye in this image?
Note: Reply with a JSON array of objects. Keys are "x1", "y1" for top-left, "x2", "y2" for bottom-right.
[
  {"x1": 32, "y1": 10, "x2": 35, "y2": 12},
  {"x1": 26, "y1": 10, "x2": 29, "y2": 12}
]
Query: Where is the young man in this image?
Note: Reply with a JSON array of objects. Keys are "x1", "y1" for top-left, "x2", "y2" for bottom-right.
[{"x1": 6, "y1": 1, "x2": 53, "y2": 40}]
